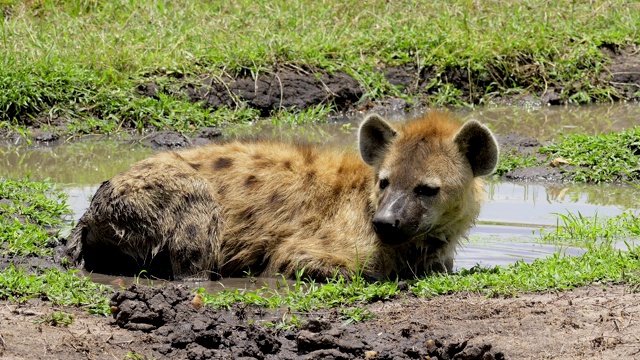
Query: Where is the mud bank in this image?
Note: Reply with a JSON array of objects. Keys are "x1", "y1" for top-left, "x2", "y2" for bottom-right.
[
  {"x1": 106, "y1": 284, "x2": 505, "y2": 360},
  {"x1": 138, "y1": 46, "x2": 640, "y2": 118},
  {"x1": 4, "y1": 283, "x2": 640, "y2": 359}
]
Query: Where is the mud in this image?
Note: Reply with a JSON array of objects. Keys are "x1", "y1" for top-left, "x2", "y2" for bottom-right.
[
  {"x1": 109, "y1": 283, "x2": 504, "y2": 360},
  {"x1": 4, "y1": 283, "x2": 640, "y2": 359},
  {"x1": 135, "y1": 46, "x2": 640, "y2": 120}
]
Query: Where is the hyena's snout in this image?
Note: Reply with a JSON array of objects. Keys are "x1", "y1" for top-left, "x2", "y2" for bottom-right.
[{"x1": 371, "y1": 191, "x2": 417, "y2": 245}]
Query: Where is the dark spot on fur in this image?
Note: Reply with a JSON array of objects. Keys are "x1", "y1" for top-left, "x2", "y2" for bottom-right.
[
  {"x1": 365, "y1": 201, "x2": 373, "y2": 215},
  {"x1": 241, "y1": 206, "x2": 256, "y2": 220},
  {"x1": 213, "y1": 157, "x2": 233, "y2": 170},
  {"x1": 188, "y1": 248, "x2": 202, "y2": 263},
  {"x1": 351, "y1": 179, "x2": 366, "y2": 190},
  {"x1": 278, "y1": 261, "x2": 290, "y2": 274},
  {"x1": 270, "y1": 191, "x2": 284, "y2": 204},
  {"x1": 321, "y1": 235, "x2": 332, "y2": 247},
  {"x1": 188, "y1": 162, "x2": 202, "y2": 170},
  {"x1": 245, "y1": 175, "x2": 259, "y2": 188},
  {"x1": 306, "y1": 171, "x2": 316, "y2": 182},
  {"x1": 172, "y1": 153, "x2": 187, "y2": 162},
  {"x1": 186, "y1": 224, "x2": 199, "y2": 238},
  {"x1": 217, "y1": 185, "x2": 227, "y2": 195},
  {"x1": 337, "y1": 165, "x2": 344, "y2": 174},
  {"x1": 301, "y1": 146, "x2": 316, "y2": 164},
  {"x1": 143, "y1": 184, "x2": 154, "y2": 191},
  {"x1": 175, "y1": 247, "x2": 202, "y2": 269},
  {"x1": 184, "y1": 192, "x2": 204, "y2": 203},
  {"x1": 174, "y1": 172, "x2": 190, "y2": 179},
  {"x1": 252, "y1": 153, "x2": 263, "y2": 160},
  {"x1": 283, "y1": 161, "x2": 292, "y2": 170}
]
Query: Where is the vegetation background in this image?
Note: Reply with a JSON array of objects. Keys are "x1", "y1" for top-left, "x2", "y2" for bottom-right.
[{"x1": 1, "y1": 0, "x2": 639, "y2": 135}]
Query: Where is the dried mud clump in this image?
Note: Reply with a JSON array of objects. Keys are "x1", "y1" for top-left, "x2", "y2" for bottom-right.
[{"x1": 110, "y1": 284, "x2": 506, "y2": 359}]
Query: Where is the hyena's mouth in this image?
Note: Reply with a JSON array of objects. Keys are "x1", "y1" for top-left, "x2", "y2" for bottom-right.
[{"x1": 372, "y1": 222, "x2": 412, "y2": 246}]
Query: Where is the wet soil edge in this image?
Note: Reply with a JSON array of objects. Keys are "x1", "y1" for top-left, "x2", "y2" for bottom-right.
[{"x1": 137, "y1": 45, "x2": 640, "y2": 115}]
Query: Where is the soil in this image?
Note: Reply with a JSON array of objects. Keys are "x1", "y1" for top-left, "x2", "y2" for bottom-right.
[
  {"x1": 134, "y1": 45, "x2": 640, "y2": 119},
  {"x1": 3, "y1": 283, "x2": 640, "y2": 359},
  {"x1": 3, "y1": 45, "x2": 639, "y2": 141}
]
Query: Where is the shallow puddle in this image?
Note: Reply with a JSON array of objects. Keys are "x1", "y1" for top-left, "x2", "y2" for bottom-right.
[{"x1": 2, "y1": 104, "x2": 639, "y2": 288}]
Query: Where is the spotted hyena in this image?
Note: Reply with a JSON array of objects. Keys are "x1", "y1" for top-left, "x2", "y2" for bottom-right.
[{"x1": 66, "y1": 112, "x2": 499, "y2": 280}]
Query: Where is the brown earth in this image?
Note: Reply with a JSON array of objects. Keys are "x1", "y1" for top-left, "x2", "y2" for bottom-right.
[
  {"x1": 135, "y1": 44, "x2": 640, "y2": 119},
  {"x1": 6, "y1": 45, "x2": 639, "y2": 141},
  {"x1": 2, "y1": 283, "x2": 640, "y2": 359}
]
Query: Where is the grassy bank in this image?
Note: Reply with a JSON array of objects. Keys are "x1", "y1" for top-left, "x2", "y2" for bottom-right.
[
  {"x1": 0, "y1": 178, "x2": 111, "y2": 314},
  {"x1": 1, "y1": 0, "x2": 639, "y2": 135},
  {"x1": 496, "y1": 125, "x2": 640, "y2": 183}
]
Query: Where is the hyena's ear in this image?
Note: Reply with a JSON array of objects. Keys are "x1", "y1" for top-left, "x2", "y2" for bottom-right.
[
  {"x1": 453, "y1": 120, "x2": 499, "y2": 177},
  {"x1": 358, "y1": 113, "x2": 397, "y2": 166}
]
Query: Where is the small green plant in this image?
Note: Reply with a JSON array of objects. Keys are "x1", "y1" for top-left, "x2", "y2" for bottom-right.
[
  {"x1": 494, "y1": 150, "x2": 541, "y2": 176},
  {"x1": 125, "y1": 352, "x2": 156, "y2": 360},
  {"x1": 34, "y1": 311, "x2": 75, "y2": 327},
  {"x1": 266, "y1": 312, "x2": 304, "y2": 331},
  {"x1": 270, "y1": 104, "x2": 334, "y2": 125},
  {"x1": 0, "y1": 178, "x2": 69, "y2": 257},
  {"x1": 340, "y1": 306, "x2": 375, "y2": 325},
  {"x1": 540, "y1": 211, "x2": 640, "y2": 246}
]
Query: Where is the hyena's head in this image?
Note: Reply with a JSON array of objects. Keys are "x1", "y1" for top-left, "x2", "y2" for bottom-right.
[{"x1": 358, "y1": 112, "x2": 499, "y2": 246}]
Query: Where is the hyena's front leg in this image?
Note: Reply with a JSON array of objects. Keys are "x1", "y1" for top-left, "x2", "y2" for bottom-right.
[
  {"x1": 166, "y1": 192, "x2": 222, "y2": 280},
  {"x1": 264, "y1": 242, "x2": 365, "y2": 281}
]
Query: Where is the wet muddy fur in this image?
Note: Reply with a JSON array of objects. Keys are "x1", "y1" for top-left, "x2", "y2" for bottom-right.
[{"x1": 66, "y1": 112, "x2": 498, "y2": 280}]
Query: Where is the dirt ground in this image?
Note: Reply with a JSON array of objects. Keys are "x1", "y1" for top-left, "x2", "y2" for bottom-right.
[{"x1": 2, "y1": 283, "x2": 640, "y2": 359}]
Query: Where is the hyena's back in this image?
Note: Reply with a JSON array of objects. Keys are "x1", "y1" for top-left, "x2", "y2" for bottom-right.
[{"x1": 67, "y1": 141, "x2": 376, "y2": 280}]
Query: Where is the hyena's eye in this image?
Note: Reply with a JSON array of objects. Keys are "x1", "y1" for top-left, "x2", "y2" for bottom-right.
[
  {"x1": 414, "y1": 184, "x2": 440, "y2": 197},
  {"x1": 379, "y1": 178, "x2": 389, "y2": 190}
]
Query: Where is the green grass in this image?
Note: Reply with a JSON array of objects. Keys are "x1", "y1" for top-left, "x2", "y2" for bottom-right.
[
  {"x1": 413, "y1": 242, "x2": 640, "y2": 297},
  {"x1": 194, "y1": 233, "x2": 640, "y2": 325},
  {"x1": 0, "y1": 265, "x2": 112, "y2": 314},
  {"x1": 1, "y1": 0, "x2": 639, "y2": 134},
  {"x1": 0, "y1": 178, "x2": 111, "y2": 314},
  {"x1": 0, "y1": 177, "x2": 68, "y2": 256},
  {"x1": 540, "y1": 126, "x2": 640, "y2": 183},
  {"x1": 495, "y1": 125, "x2": 640, "y2": 183},
  {"x1": 494, "y1": 149, "x2": 541, "y2": 176},
  {"x1": 540, "y1": 210, "x2": 640, "y2": 246},
  {"x1": 200, "y1": 269, "x2": 401, "y2": 324},
  {"x1": 34, "y1": 310, "x2": 75, "y2": 326}
]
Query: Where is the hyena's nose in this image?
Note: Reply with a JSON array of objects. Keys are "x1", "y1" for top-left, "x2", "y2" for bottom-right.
[{"x1": 372, "y1": 215, "x2": 408, "y2": 245}]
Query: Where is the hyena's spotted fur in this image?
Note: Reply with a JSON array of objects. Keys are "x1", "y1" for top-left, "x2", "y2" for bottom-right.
[{"x1": 66, "y1": 112, "x2": 499, "y2": 280}]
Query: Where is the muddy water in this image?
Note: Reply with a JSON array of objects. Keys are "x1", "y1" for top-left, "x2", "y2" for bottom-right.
[{"x1": 2, "y1": 104, "x2": 639, "y2": 289}]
